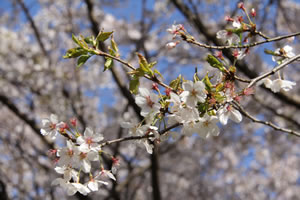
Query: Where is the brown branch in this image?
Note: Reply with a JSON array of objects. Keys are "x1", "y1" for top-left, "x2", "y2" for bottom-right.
[
  {"x1": 247, "y1": 53, "x2": 300, "y2": 88},
  {"x1": 187, "y1": 31, "x2": 300, "y2": 49},
  {"x1": 100, "y1": 123, "x2": 181, "y2": 147},
  {"x1": 233, "y1": 101, "x2": 300, "y2": 137},
  {"x1": 170, "y1": 0, "x2": 300, "y2": 109},
  {"x1": 16, "y1": 0, "x2": 48, "y2": 57},
  {"x1": 0, "y1": 94, "x2": 54, "y2": 149}
]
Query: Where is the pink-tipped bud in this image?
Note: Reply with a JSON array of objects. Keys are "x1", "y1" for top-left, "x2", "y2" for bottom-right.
[
  {"x1": 243, "y1": 87, "x2": 254, "y2": 96},
  {"x1": 214, "y1": 51, "x2": 224, "y2": 60},
  {"x1": 225, "y1": 16, "x2": 234, "y2": 22},
  {"x1": 251, "y1": 8, "x2": 256, "y2": 17},
  {"x1": 165, "y1": 88, "x2": 171, "y2": 96},
  {"x1": 152, "y1": 83, "x2": 159, "y2": 91},
  {"x1": 166, "y1": 41, "x2": 179, "y2": 50},
  {"x1": 234, "y1": 96, "x2": 242, "y2": 102},
  {"x1": 70, "y1": 118, "x2": 77, "y2": 127},
  {"x1": 238, "y1": 2, "x2": 245, "y2": 11},
  {"x1": 112, "y1": 157, "x2": 120, "y2": 166},
  {"x1": 232, "y1": 49, "x2": 240, "y2": 58}
]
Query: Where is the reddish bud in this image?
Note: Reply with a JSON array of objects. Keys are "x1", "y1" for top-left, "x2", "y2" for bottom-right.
[
  {"x1": 234, "y1": 95, "x2": 242, "y2": 102},
  {"x1": 238, "y1": 2, "x2": 245, "y2": 11},
  {"x1": 165, "y1": 88, "x2": 171, "y2": 96},
  {"x1": 232, "y1": 49, "x2": 240, "y2": 58},
  {"x1": 237, "y1": 16, "x2": 244, "y2": 23},
  {"x1": 225, "y1": 16, "x2": 234, "y2": 22},
  {"x1": 251, "y1": 8, "x2": 256, "y2": 17},
  {"x1": 214, "y1": 51, "x2": 224, "y2": 60},
  {"x1": 152, "y1": 83, "x2": 159, "y2": 91},
  {"x1": 48, "y1": 149, "x2": 58, "y2": 156},
  {"x1": 209, "y1": 98, "x2": 217, "y2": 105},
  {"x1": 59, "y1": 122, "x2": 69, "y2": 133},
  {"x1": 243, "y1": 87, "x2": 254, "y2": 96},
  {"x1": 112, "y1": 157, "x2": 120, "y2": 166},
  {"x1": 70, "y1": 118, "x2": 77, "y2": 127}
]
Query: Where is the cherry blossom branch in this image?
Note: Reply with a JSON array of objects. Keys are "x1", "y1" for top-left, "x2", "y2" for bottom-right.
[
  {"x1": 233, "y1": 101, "x2": 300, "y2": 137},
  {"x1": 234, "y1": 75, "x2": 251, "y2": 83},
  {"x1": 247, "y1": 53, "x2": 300, "y2": 88},
  {"x1": 186, "y1": 31, "x2": 300, "y2": 49},
  {"x1": 94, "y1": 49, "x2": 173, "y2": 90},
  {"x1": 100, "y1": 123, "x2": 181, "y2": 147}
]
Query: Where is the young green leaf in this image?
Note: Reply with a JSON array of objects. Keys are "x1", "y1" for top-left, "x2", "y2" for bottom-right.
[
  {"x1": 129, "y1": 77, "x2": 140, "y2": 94},
  {"x1": 206, "y1": 54, "x2": 226, "y2": 72},
  {"x1": 63, "y1": 47, "x2": 87, "y2": 58},
  {"x1": 77, "y1": 54, "x2": 91, "y2": 68},
  {"x1": 96, "y1": 31, "x2": 114, "y2": 43},
  {"x1": 104, "y1": 58, "x2": 113, "y2": 71}
]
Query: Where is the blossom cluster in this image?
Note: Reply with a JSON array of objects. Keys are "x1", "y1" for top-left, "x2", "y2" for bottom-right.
[
  {"x1": 41, "y1": 1, "x2": 298, "y2": 196},
  {"x1": 41, "y1": 115, "x2": 118, "y2": 195}
]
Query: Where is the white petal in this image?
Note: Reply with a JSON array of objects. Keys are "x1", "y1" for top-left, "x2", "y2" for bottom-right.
[
  {"x1": 50, "y1": 114, "x2": 58, "y2": 124},
  {"x1": 87, "y1": 181, "x2": 98, "y2": 192},
  {"x1": 229, "y1": 109, "x2": 242, "y2": 123},
  {"x1": 182, "y1": 80, "x2": 193, "y2": 91},
  {"x1": 263, "y1": 78, "x2": 273, "y2": 89},
  {"x1": 76, "y1": 136, "x2": 85, "y2": 145},
  {"x1": 82, "y1": 159, "x2": 91, "y2": 173},
  {"x1": 93, "y1": 134, "x2": 104, "y2": 142},
  {"x1": 138, "y1": 87, "x2": 150, "y2": 97},
  {"x1": 84, "y1": 127, "x2": 93, "y2": 137}
]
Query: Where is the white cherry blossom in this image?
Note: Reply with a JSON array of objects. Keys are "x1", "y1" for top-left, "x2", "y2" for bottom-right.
[
  {"x1": 218, "y1": 105, "x2": 242, "y2": 125},
  {"x1": 272, "y1": 45, "x2": 295, "y2": 63},
  {"x1": 180, "y1": 80, "x2": 207, "y2": 107},
  {"x1": 40, "y1": 114, "x2": 60, "y2": 139},
  {"x1": 86, "y1": 179, "x2": 108, "y2": 192},
  {"x1": 264, "y1": 78, "x2": 296, "y2": 93},
  {"x1": 77, "y1": 127, "x2": 103, "y2": 153},
  {"x1": 216, "y1": 30, "x2": 240, "y2": 45},
  {"x1": 197, "y1": 114, "x2": 220, "y2": 138},
  {"x1": 135, "y1": 87, "x2": 160, "y2": 118}
]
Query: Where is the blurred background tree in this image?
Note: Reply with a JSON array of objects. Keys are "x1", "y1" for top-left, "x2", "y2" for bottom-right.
[{"x1": 0, "y1": 0, "x2": 300, "y2": 199}]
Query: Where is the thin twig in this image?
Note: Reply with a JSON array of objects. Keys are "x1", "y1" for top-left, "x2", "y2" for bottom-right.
[
  {"x1": 247, "y1": 53, "x2": 300, "y2": 88},
  {"x1": 233, "y1": 101, "x2": 300, "y2": 137},
  {"x1": 94, "y1": 50, "x2": 173, "y2": 90},
  {"x1": 100, "y1": 123, "x2": 181, "y2": 147},
  {"x1": 186, "y1": 31, "x2": 300, "y2": 49},
  {"x1": 234, "y1": 75, "x2": 251, "y2": 83}
]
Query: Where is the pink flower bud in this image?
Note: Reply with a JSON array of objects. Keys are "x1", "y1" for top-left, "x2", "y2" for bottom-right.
[
  {"x1": 70, "y1": 118, "x2": 77, "y2": 127},
  {"x1": 152, "y1": 83, "x2": 159, "y2": 91},
  {"x1": 214, "y1": 51, "x2": 224, "y2": 60},
  {"x1": 165, "y1": 88, "x2": 171, "y2": 96},
  {"x1": 251, "y1": 8, "x2": 256, "y2": 17},
  {"x1": 243, "y1": 87, "x2": 254, "y2": 96},
  {"x1": 238, "y1": 2, "x2": 245, "y2": 11},
  {"x1": 225, "y1": 16, "x2": 234, "y2": 22},
  {"x1": 166, "y1": 42, "x2": 178, "y2": 50}
]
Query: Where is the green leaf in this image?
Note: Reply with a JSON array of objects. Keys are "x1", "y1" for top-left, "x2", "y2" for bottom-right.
[
  {"x1": 129, "y1": 77, "x2": 140, "y2": 94},
  {"x1": 96, "y1": 31, "x2": 113, "y2": 43},
  {"x1": 72, "y1": 34, "x2": 82, "y2": 47},
  {"x1": 63, "y1": 47, "x2": 87, "y2": 58},
  {"x1": 203, "y1": 74, "x2": 212, "y2": 91},
  {"x1": 77, "y1": 54, "x2": 91, "y2": 68},
  {"x1": 148, "y1": 61, "x2": 157, "y2": 69},
  {"x1": 205, "y1": 54, "x2": 226, "y2": 72},
  {"x1": 84, "y1": 36, "x2": 95, "y2": 45},
  {"x1": 104, "y1": 58, "x2": 113, "y2": 71},
  {"x1": 154, "y1": 69, "x2": 163, "y2": 79},
  {"x1": 215, "y1": 83, "x2": 224, "y2": 92},
  {"x1": 137, "y1": 53, "x2": 153, "y2": 76},
  {"x1": 169, "y1": 75, "x2": 181, "y2": 90},
  {"x1": 111, "y1": 35, "x2": 119, "y2": 53}
]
